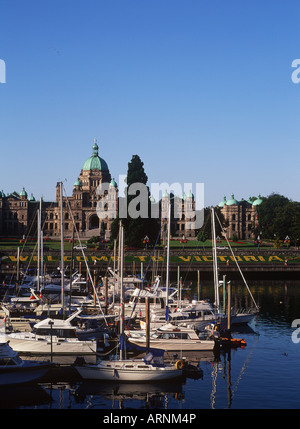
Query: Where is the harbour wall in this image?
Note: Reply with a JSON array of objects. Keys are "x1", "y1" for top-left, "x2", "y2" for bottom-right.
[{"x1": 1, "y1": 248, "x2": 300, "y2": 281}]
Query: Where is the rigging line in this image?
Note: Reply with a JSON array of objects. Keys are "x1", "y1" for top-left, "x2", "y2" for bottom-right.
[
  {"x1": 231, "y1": 335, "x2": 260, "y2": 400},
  {"x1": 141, "y1": 223, "x2": 163, "y2": 282},
  {"x1": 18, "y1": 200, "x2": 56, "y2": 285},
  {"x1": 126, "y1": 224, "x2": 163, "y2": 327},
  {"x1": 19, "y1": 209, "x2": 39, "y2": 284},
  {"x1": 62, "y1": 185, "x2": 108, "y2": 326},
  {"x1": 214, "y1": 211, "x2": 259, "y2": 311},
  {"x1": 180, "y1": 209, "x2": 211, "y2": 287}
]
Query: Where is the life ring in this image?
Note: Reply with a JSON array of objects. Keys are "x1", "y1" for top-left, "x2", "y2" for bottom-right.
[{"x1": 175, "y1": 360, "x2": 184, "y2": 370}]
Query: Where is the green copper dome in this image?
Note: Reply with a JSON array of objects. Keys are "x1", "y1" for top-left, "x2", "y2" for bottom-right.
[
  {"x1": 226, "y1": 194, "x2": 239, "y2": 206},
  {"x1": 219, "y1": 196, "x2": 227, "y2": 207},
  {"x1": 19, "y1": 187, "x2": 27, "y2": 197},
  {"x1": 28, "y1": 193, "x2": 35, "y2": 201},
  {"x1": 74, "y1": 178, "x2": 82, "y2": 187},
  {"x1": 109, "y1": 178, "x2": 117, "y2": 188},
  {"x1": 252, "y1": 194, "x2": 263, "y2": 206},
  {"x1": 0, "y1": 190, "x2": 5, "y2": 198},
  {"x1": 82, "y1": 139, "x2": 109, "y2": 171}
]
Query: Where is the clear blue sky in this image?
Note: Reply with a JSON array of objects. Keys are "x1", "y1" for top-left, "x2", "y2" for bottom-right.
[{"x1": 1, "y1": 0, "x2": 299, "y2": 207}]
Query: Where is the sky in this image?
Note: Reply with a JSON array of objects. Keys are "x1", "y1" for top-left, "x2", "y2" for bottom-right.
[{"x1": 0, "y1": 0, "x2": 300, "y2": 208}]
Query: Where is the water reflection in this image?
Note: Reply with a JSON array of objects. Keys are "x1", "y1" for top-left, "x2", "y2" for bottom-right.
[
  {"x1": 0, "y1": 384, "x2": 52, "y2": 409},
  {"x1": 74, "y1": 380, "x2": 185, "y2": 409}
]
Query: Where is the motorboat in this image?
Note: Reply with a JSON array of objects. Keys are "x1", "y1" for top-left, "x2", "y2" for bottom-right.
[
  {"x1": 140, "y1": 300, "x2": 220, "y2": 331},
  {"x1": 127, "y1": 323, "x2": 215, "y2": 352},
  {"x1": 0, "y1": 340, "x2": 54, "y2": 385},
  {"x1": 75, "y1": 348, "x2": 183, "y2": 382},
  {"x1": 5, "y1": 308, "x2": 97, "y2": 356}
]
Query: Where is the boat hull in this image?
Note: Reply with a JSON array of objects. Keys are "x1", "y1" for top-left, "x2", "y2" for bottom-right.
[
  {"x1": 0, "y1": 362, "x2": 53, "y2": 385},
  {"x1": 6, "y1": 337, "x2": 97, "y2": 356},
  {"x1": 76, "y1": 360, "x2": 183, "y2": 382},
  {"x1": 231, "y1": 313, "x2": 257, "y2": 325},
  {"x1": 128, "y1": 338, "x2": 215, "y2": 352}
]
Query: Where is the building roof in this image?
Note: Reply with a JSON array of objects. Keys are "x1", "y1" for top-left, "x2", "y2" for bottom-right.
[
  {"x1": 252, "y1": 194, "x2": 263, "y2": 206},
  {"x1": 218, "y1": 196, "x2": 227, "y2": 207},
  {"x1": 109, "y1": 178, "x2": 117, "y2": 187},
  {"x1": 82, "y1": 139, "x2": 109, "y2": 171},
  {"x1": 19, "y1": 187, "x2": 27, "y2": 197},
  {"x1": 74, "y1": 178, "x2": 82, "y2": 187},
  {"x1": 226, "y1": 194, "x2": 239, "y2": 206}
]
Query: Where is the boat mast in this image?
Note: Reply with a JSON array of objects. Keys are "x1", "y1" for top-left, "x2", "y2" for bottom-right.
[
  {"x1": 165, "y1": 201, "x2": 171, "y2": 321},
  {"x1": 119, "y1": 221, "x2": 124, "y2": 360},
  {"x1": 215, "y1": 211, "x2": 259, "y2": 312},
  {"x1": 211, "y1": 207, "x2": 220, "y2": 311},
  {"x1": 37, "y1": 204, "x2": 41, "y2": 291},
  {"x1": 40, "y1": 198, "x2": 44, "y2": 289},
  {"x1": 59, "y1": 182, "x2": 65, "y2": 311}
]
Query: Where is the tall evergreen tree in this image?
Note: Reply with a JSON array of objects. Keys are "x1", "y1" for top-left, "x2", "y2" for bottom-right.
[{"x1": 110, "y1": 155, "x2": 160, "y2": 247}]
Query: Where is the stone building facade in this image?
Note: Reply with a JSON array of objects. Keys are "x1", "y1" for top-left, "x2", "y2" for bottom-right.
[
  {"x1": 0, "y1": 188, "x2": 38, "y2": 237},
  {"x1": 160, "y1": 190, "x2": 196, "y2": 239},
  {"x1": 0, "y1": 139, "x2": 261, "y2": 242},
  {"x1": 43, "y1": 139, "x2": 118, "y2": 239},
  {"x1": 0, "y1": 139, "x2": 195, "y2": 240},
  {"x1": 217, "y1": 194, "x2": 262, "y2": 240}
]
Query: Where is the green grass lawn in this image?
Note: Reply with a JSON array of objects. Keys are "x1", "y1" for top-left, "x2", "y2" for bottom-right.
[{"x1": 0, "y1": 237, "x2": 270, "y2": 252}]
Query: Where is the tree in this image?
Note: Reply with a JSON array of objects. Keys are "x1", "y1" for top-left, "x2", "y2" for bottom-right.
[
  {"x1": 196, "y1": 206, "x2": 227, "y2": 240},
  {"x1": 110, "y1": 155, "x2": 160, "y2": 247},
  {"x1": 257, "y1": 193, "x2": 300, "y2": 243}
]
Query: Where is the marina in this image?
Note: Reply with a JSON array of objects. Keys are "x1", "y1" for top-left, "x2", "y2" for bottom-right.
[
  {"x1": 1, "y1": 0, "x2": 299, "y2": 415},
  {"x1": 0, "y1": 279, "x2": 299, "y2": 409}
]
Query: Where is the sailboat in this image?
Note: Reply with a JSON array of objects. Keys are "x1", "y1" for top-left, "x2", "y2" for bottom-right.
[
  {"x1": 75, "y1": 222, "x2": 184, "y2": 382},
  {"x1": 211, "y1": 207, "x2": 259, "y2": 326}
]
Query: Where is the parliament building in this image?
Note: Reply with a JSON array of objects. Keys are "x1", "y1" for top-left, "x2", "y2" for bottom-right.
[
  {"x1": 0, "y1": 139, "x2": 262, "y2": 241},
  {"x1": 0, "y1": 139, "x2": 197, "y2": 240}
]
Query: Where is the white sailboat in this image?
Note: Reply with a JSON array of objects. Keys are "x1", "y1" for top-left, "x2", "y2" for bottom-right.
[
  {"x1": 75, "y1": 349, "x2": 183, "y2": 382},
  {"x1": 212, "y1": 207, "x2": 259, "y2": 325},
  {"x1": 75, "y1": 222, "x2": 184, "y2": 382}
]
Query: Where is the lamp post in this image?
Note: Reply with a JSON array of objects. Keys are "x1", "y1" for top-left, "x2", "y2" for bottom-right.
[
  {"x1": 49, "y1": 320, "x2": 54, "y2": 362},
  {"x1": 180, "y1": 234, "x2": 187, "y2": 250},
  {"x1": 255, "y1": 234, "x2": 262, "y2": 249},
  {"x1": 284, "y1": 235, "x2": 290, "y2": 249},
  {"x1": 143, "y1": 235, "x2": 149, "y2": 249}
]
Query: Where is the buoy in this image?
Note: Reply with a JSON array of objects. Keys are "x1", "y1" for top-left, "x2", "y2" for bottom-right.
[
  {"x1": 218, "y1": 337, "x2": 247, "y2": 348},
  {"x1": 175, "y1": 360, "x2": 184, "y2": 370}
]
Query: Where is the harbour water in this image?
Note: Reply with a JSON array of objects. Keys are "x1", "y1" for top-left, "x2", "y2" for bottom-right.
[{"x1": 1, "y1": 279, "x2": 300, "y2": 410}]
